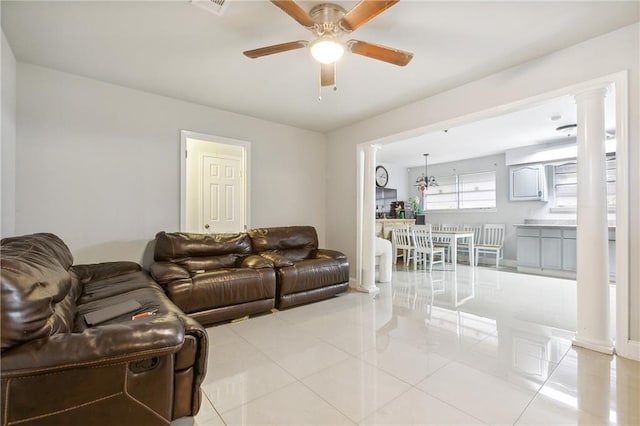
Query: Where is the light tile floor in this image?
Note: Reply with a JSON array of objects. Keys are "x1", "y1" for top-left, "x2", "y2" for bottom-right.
[{"x1": 172, "y1": 264, "x2": 639, "y2": 426}]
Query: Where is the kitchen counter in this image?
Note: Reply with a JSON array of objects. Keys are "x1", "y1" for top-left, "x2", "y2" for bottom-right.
[{"x1": 514, "y1": 223, "x2": 616, "y2": 229}]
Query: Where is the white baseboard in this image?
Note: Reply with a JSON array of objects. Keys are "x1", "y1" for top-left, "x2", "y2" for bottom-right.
[{"x1": 616, "y1": 339, "x2": 640, "y2": 361}]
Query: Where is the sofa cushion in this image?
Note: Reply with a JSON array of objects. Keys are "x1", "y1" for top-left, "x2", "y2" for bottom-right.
[
  {"x1": 165, "y1": 269, "x2": 276, "y2": 314},
  {"x1": 248, "y1": 226, "x2": 318, "y2": 261},
  {"x1": 1, "y1": 233, "x2": 80, "y2": 351},
  {"x1": 277, "y1": 258, "x2": 350, "y2": 295},
  {"x1": 154, "y1": 232, "x2": 254, "y2": 272}
]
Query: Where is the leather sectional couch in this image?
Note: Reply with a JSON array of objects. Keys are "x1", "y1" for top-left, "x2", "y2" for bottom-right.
[
  {"x1": 150, "y1": 226, "x2": 350, "y2": 324},
  {"x1": 247, "y1": 226, "x2": 350, "y2": 309},
  {"x1": 150, "y1": 231, "x2": 277, "y2": 326},
  {"x1": 1, "y1": 233, "x2": 208, "y2": 426}
]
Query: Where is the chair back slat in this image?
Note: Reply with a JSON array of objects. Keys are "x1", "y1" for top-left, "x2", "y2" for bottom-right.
[
  {"x1": 481, "y1": 224, "x2": 505, "y2": 246},
  {"x1": 393, "y1": 226, "x2": 411, "y2": 249},
  {"x1": 412, "y1": 224, "x2": 435, "y2": 251}
]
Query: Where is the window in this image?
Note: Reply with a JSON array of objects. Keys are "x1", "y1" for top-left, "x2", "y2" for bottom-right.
[
  {"x1": 424, "y1": 171, "x2": 496, "y2": 211},
  {"x1": 459, "y1": 171, "x2": 497, "y2": 209},
  {"x1": 553, "y1": 154, "x2": 616, "y2": 210}
]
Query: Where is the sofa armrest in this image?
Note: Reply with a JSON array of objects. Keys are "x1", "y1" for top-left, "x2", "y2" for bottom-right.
[
  {"x1": 1, "y1": 313, "x2": 185, "y2": 378},
  {"x1": 150, "y1": 262, "x2": 191, "y2": 286},
  {"x1": 312, "y1": 249, "x2": 348, "y2": 261},
  {"x1": 180, "y1": 315, "x2": 208, "y2": 383},
  {"x1": 240, "y1": 255, "x2": 274, "y2": 269},
  {"x1": 71, "y1": 261, "x2": 142, "y2": 284},
  {"x1": 259, "y1": 252, "x2": 294, "y2": 268}
]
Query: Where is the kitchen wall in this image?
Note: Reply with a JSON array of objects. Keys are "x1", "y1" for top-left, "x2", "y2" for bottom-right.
[
  {"x1": 14, "y1": 63, "x2": 328, "y2": 265},
  {"x1": 1, "y1": 30, "x2": 17, "y2": 237},
  {"x1": 326, "y1": 23, "x2": 639, "y2": 342},
  {"x1": 375, "y1": 161, "x2": 408, "y2": 214}
]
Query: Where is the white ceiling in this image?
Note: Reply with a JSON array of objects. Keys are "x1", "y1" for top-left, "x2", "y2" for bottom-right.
[
  {"x1": 1, "y1": 0, "x2": 639, "y2": 132},
  {"x1": 2, "y1": 0, "x2": 638, "y2": 136},
  {"x1": 377, "y1": 92, "x2": 617, "y2": 168}
]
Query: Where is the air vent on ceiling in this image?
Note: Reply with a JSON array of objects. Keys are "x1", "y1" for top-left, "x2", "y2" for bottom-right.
[{"x1": 192, "y1": 0, "x2": 229, "y2": 16}]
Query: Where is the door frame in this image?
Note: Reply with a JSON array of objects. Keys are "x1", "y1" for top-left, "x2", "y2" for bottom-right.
[{"x1": 180, "y1": 130, "x2": 251, "y2": 232}]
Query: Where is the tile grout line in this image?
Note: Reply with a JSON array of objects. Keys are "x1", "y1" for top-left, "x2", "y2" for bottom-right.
[{"x1": 510, "y1": 343, "x2": 573, "y2": 425}]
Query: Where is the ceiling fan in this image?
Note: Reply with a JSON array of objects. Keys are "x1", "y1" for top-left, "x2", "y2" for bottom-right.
[{"x1": 243, "y1": 0, "x2": 413, "y2": 93}]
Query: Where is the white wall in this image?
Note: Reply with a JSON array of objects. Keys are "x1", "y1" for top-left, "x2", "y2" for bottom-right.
[
  {"x1": 15, "y1": 63, "x2": 328, "y2": 265},
  {"x1": 326, "y1": 24, "x2": 639, "y2": 339},
  {"x1": 1, "y1": 30, "x2": 17, "y2": 237}
]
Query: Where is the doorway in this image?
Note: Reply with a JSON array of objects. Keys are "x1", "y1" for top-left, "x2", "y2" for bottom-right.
[
  {"x1": 355, "y1": 71, "x2": 633, "y2": 359},
  {"x1": 180, "y1": 130, "x2": 250, "y2": 234}
]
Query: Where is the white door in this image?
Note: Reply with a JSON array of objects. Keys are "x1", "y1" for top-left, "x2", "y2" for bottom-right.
[
  {"x1": 201, "y1": 154, "x2": 243, "y2": 233},
  {"x1": 182, "y1": 133, "x2": 248, "y2": 234}
]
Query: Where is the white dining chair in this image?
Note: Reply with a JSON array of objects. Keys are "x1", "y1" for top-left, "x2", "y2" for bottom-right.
[
  {"x1": 458, "y1": 224, "x2": 482, "y2": 263},
  {"x1": 475, "y1": 224, "x2": 506, "y2": 267},
  {"x1": 412, "y1": 224, "x2": 445, "y2": 272},
  {"x1": 433, "y1": 224, "x2": 458, "y2": 262},
  {"x1": 392, "y1": 226, "x2": 413, "y2": 265}
]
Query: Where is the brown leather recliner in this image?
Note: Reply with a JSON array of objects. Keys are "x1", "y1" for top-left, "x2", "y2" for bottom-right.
[
  {"x1": 247, "y1": 226, "x2": 350, "y2": 309},
  {"x1": 149, "y1": 231, "x2": 277, "y2": 326},
  {"x1": 1, "y1": 233, "x2": 208, "y2": 426}
]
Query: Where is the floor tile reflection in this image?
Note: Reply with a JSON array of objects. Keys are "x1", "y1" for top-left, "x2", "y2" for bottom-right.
[{"x1": 172, "y1": 263, "x2": 637, "y2": 426}]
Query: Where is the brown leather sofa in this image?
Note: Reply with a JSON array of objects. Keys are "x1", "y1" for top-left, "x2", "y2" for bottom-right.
[
  {"x1": 248, "y1": 226, "x2": 350, "y2": 309},
  {"x1": 150, "y1": 231, "x2": 277, "y2": 325},
  {"x1": 149, "y1": 226, "x2": 350, "y2": 322},
  {"x1": 1, "y1": 233, "x2": 208, "y2": 426}
]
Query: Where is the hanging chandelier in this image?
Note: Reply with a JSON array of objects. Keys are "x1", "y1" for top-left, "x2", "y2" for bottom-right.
[{"x1": 415, "y1": 153, "x2": 438, "y2": 193}]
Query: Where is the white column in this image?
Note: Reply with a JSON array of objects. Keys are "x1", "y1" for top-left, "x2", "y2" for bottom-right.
[
  {"x1": 573, "y1": 85, "x2": 613, "y2": 354},
  {"x1": 358, "y1": 144, "x2": 380, "y2": 294}
]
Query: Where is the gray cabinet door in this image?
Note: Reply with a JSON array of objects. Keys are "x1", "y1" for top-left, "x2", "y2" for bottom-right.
[
  {"x1": 510, "y1": 164, "x2": 546, "y2": 201},
  {"x1": 517, "y1": 236, "x2": 540, "y2": 268},
  {"x1": 541, "y1": 237, "x2": 562, "y2": 270},
  {"x1": 562, "y1": 237, "x2": 577, "y2": 272}
]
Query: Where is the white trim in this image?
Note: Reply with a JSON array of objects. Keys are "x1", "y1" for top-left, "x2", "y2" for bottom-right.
[
  {"x1": 610, "y1": 72, "x2": 637, "y2": 361},
  {"x1": 179, "y1": 130, "x2": 251, "y2": 233},
  {"x1": 572, "y1": 336, "x2": 615, "y2": 355}
]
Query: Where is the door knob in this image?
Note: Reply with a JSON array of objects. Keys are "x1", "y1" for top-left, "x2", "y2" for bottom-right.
[{"x1": 204, "y1": 224, "x2": 210, "y2": 230}]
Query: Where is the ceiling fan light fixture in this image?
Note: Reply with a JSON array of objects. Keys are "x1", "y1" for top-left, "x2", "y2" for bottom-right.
[{"x1": 310, "y1": 37, "x2": 344, "y2": 64}]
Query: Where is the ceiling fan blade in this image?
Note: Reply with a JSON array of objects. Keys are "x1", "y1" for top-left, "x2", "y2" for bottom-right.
[
  {"x1": 243, "y1": 40, "x2": 309, "y2": 59},
  {"x1": 320, "y1": 63, "x2": 335, "y2": 87},
  {"x1": 347, "y1": 40, "x2": 413, "y2": 66},
  {"x1": 271, "y1": 1, "x2": 316, "y2": 28},
  {"x1": 339, "y1": 0, "x2": 399, "y2": 32}
]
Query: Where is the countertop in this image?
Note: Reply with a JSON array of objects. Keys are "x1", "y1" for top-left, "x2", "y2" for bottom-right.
[{"x1": 514, "y1": 223, "x2": 616, "y2": 229}]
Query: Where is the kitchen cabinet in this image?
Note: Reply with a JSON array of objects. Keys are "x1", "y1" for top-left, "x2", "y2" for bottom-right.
[
  {"x1": 516, "y1": 228, "x2": 540, "y2": 268},
  {"x1": 562, "y1": 230, "x2": 577, "y2": 271},
  {"x1": 509, "y1": 164, "x2": 547, "y2": 201},
  {"x1": 540, "y1": 229, "x2": 562, "y2": 270},
  {"x1": 515, "y1": 225, "x2": 615, "y2": 279}
]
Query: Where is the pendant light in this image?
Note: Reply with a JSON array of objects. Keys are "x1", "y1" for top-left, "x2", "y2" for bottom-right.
[{"x1": 415, "y1": 153, "x2": 438, "y2": 193}]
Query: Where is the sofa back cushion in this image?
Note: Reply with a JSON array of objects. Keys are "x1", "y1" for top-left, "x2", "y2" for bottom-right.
[
  {"x1": 154, "y1": 232, "x2": 252, "y2": 272},
  {"x1": 248, "y1": 226, "x2": 318, "y2": 262},
  {"x1": 1, "y1": 233, "x2": 80, "y2": 351}
]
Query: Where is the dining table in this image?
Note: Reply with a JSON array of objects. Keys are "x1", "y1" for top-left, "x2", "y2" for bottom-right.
[{"x1": 431, "y1": 230, "x2": 475, "y2": 270}]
